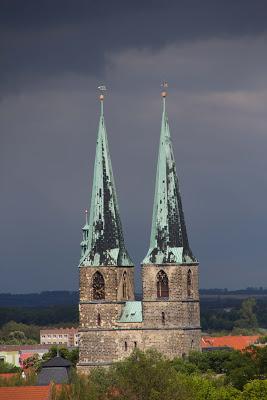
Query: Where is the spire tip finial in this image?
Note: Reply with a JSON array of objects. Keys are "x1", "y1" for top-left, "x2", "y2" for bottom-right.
[
  {"x1": 97, "y1": 85, "x2": 107, "y2": 102},
  {"x1": 98, "y1": 85, "x2": 106, "y2": 115},
  {"x1": 161, "y1": 81, "x2": 168, "y2": 98}
]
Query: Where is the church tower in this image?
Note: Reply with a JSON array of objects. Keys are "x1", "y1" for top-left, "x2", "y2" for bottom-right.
[
  {"x1": 141, "y1": 88, "x2": 201, "y2": 356},
  {"x1": 78, "y1": 93, "x2": 135, "y2": 371}
]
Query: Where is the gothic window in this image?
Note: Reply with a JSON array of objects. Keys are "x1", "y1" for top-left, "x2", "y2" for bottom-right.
[
  {"x1": 97, "y1": 313, "x2": 101, "y2": 326},
  {"x1": 122, "y1": 271, "x2": 127, "y2": 299},
  {"x1": 92, "y1": 271, "x2": 105, "y2": 300},
  {"x1": 156, "y1": 270, "x2": 169, "y2": 298},
  {"x1": 187, "y1": 269, "x2": 193, "y2": 297},
  {"x1": 161, "y1": 311, "x2": 165, "y2": 325}
]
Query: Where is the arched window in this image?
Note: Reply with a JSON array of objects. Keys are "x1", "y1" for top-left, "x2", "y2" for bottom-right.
[
  {"x1": 92, "y1": 271, "x2": 105, "y2": 300},
  {"x1": 156, "y1": 270, "x2": 169, "y2": 298},
  {"x1": 122, "y1": 271, "x2": 127, "y2": 299},
  {"x1": 124, "y1": 341, "x2": 128, "y2": 351},
  {"x1": 97, "y1": 313, "x2": 101, "y2": 326},
  {"x1": 161, "y1": 311, "x2": 165, "y2": 325},
  {"x1": 187, "y1": 269, "x2": 192, "y2": 297}
]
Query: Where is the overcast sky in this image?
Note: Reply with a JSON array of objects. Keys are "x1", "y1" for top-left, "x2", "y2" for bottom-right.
[{"x1": 1, "y1": 0, "x2": 267, "y2": 293}]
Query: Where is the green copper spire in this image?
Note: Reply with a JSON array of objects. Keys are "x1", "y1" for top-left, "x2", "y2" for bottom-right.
[
  {"x1": 143, "y1": 90, "x2": 196, "y2": 265},
  {"x1": 80, "y1": 93, "x2": 134, "y2": 267}
]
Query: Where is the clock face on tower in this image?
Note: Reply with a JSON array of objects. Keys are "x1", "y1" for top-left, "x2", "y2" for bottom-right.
[{"x1": 92, "y1": 271, "x2": 105, "y2": 300}]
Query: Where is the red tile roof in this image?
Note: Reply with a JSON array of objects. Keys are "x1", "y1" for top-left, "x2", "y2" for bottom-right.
[
  {"x1": 201, "y1": 335, "x2": 260, "y2": 351},
  {"x1": 0, "y1": 385, "x2": 51, "y2": 400}
]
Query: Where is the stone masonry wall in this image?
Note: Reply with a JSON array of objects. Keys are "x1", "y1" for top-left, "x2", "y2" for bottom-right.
[
  {"x1": 79, "y1": 266, "x2": 135, "y2": 302},
  {"x1": 142, "y1": 300, "x2": 200, "y2": 328},
  {"x1": 79, "y1": 303, "x2": 124, "y2": 328},
  {"x1": 142, "y1": 264, "x2": 199, "y2": 301},
  {"x1": 78, "y1": 327, "x2": 201, "y2": 372}
]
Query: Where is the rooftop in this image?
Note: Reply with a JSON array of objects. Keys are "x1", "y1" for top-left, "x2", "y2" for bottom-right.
[
  {"x1": 42, "y1": 356, "x2": 72, "y2": 368},
  {"x1": 0, "y1": 386, "x2": 51, "y2": 400},
  {"x1": 201, "y1": 335, "x2": 261, "y2": 351},
  {"x1": 119, "y1": 301, "x2": 143, "y2": 323}
]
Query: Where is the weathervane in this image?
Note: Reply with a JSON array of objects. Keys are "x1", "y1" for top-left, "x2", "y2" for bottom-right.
[
  {"x1": 161, "y1": 81, "x2": 168, "y2": 98},
  {"x1": 97, "y1": 85, "x2": 107, "y2": 101}
]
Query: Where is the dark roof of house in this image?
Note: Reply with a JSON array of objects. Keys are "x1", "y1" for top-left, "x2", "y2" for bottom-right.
[
  {"x1": 42, "y1": 356, "x2": 72, "y2": 368},
  {"x1": 37, "y1": 367, "x2": 70, "y2": 386}
]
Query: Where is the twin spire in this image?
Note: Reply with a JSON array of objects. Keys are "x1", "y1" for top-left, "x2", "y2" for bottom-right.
[
  {"x1": 80, "y1": 93, "x2": 134, "y2": 267},
  {"x1": 80, "y1": 88, "x2": 196, "y2": 267}
]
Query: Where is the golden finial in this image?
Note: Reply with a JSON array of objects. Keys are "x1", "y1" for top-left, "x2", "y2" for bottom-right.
[
  {"x1": 161, "y1": 81, "x2": 168, "y2": 97},
  {"x1": 98, "y1": 85, "x2": 106, "y2": 101}
]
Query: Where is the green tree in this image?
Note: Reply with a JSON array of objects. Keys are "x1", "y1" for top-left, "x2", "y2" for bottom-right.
[
  {"x1": 188, "y1": 350, "x2": 234, "y2": 374},
  {"x1": 235, "y1": 298, "x2": 258, "y2": 330},
  {"x1": 42, "y1": 346, "x2": 78, "y2": 366},
  {"x1": 224, "y1": 351, "x2": 255, "y2": 389},
  {"x1": 23, "y1": 353, "x2": 42, "y2": 372},
  {"x1": 241, "y1": 380, "x2": 267, "y2": 400}
]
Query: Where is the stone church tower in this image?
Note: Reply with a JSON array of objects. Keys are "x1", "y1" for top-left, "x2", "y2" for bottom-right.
[
  {"x1": 77, "y1": 90, "x2": 200, "y2": 373},
  {"x1": 141, "y1": 90, "x2": 201, "y2": 357}
]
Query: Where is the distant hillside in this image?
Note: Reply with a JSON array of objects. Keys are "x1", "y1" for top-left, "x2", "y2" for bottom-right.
[
  {"x1": 200, "y1": 287, "x2": 267, "y2": 295},
  {"x1": 0, "y1": 291, "x2": 78, "y2": 307},
  {"x1": 0, "y1": 288, "x2": 266, "y2": 307}
]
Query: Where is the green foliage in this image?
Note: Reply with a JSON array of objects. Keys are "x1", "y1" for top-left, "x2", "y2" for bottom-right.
[
  {"x1": 52, "y1": 350, "x2": 242, "y2": 400},
  {"x1": 241, "y1": 380, "x2": 267, "y2": 400},
  {"x1": 257, "y1": 335, "x2": 267, "y2": 344},
  {"x1": 0, "y1": 321, "x2": 40, "y2": 344},
  {"x1": 42, "y1": 346, "x2": 79, "y2": 366},
  {"x1": 23, "y1": 353, "x2": 42, "y2": 372},
  {"x1": 188, "y1": 350, "x2": 233, "y2": 374},
  {"x1": 0, "y1": 368, "x2": 36, "y2": 387},
  {"x1": 234, "y1": 298, "x2": 258, "y2": 330},
  {"x1": 0, "y1": 360, "x2": 20, "y2": 373}
]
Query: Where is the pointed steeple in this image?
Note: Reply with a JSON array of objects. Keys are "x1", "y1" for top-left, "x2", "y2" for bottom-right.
[
  {"x1": 80, "y1": 92, "x2": 134, "y2": 267},
  {"x1": 143, "y1": 89, "x2": 196, "y2": 265}
]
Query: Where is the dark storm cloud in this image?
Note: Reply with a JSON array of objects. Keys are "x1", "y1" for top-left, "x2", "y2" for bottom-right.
[
  {"x1": 1, "y1": 1, "x2": 267, "y2": 292},
  {"x1": 1, "y1": 0, "x2": 267, "y2": 93}
]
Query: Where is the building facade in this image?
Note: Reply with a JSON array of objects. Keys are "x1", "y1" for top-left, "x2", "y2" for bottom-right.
[
  {"x1": 40, "y1": 328, "x2": 79, "y2": 347},
  {"x1": 0, "y1": 344, "x2": 53, "y2": 368},
  {"x1": 78, "y1": 90, "x2": 201, "y2": 373}
]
